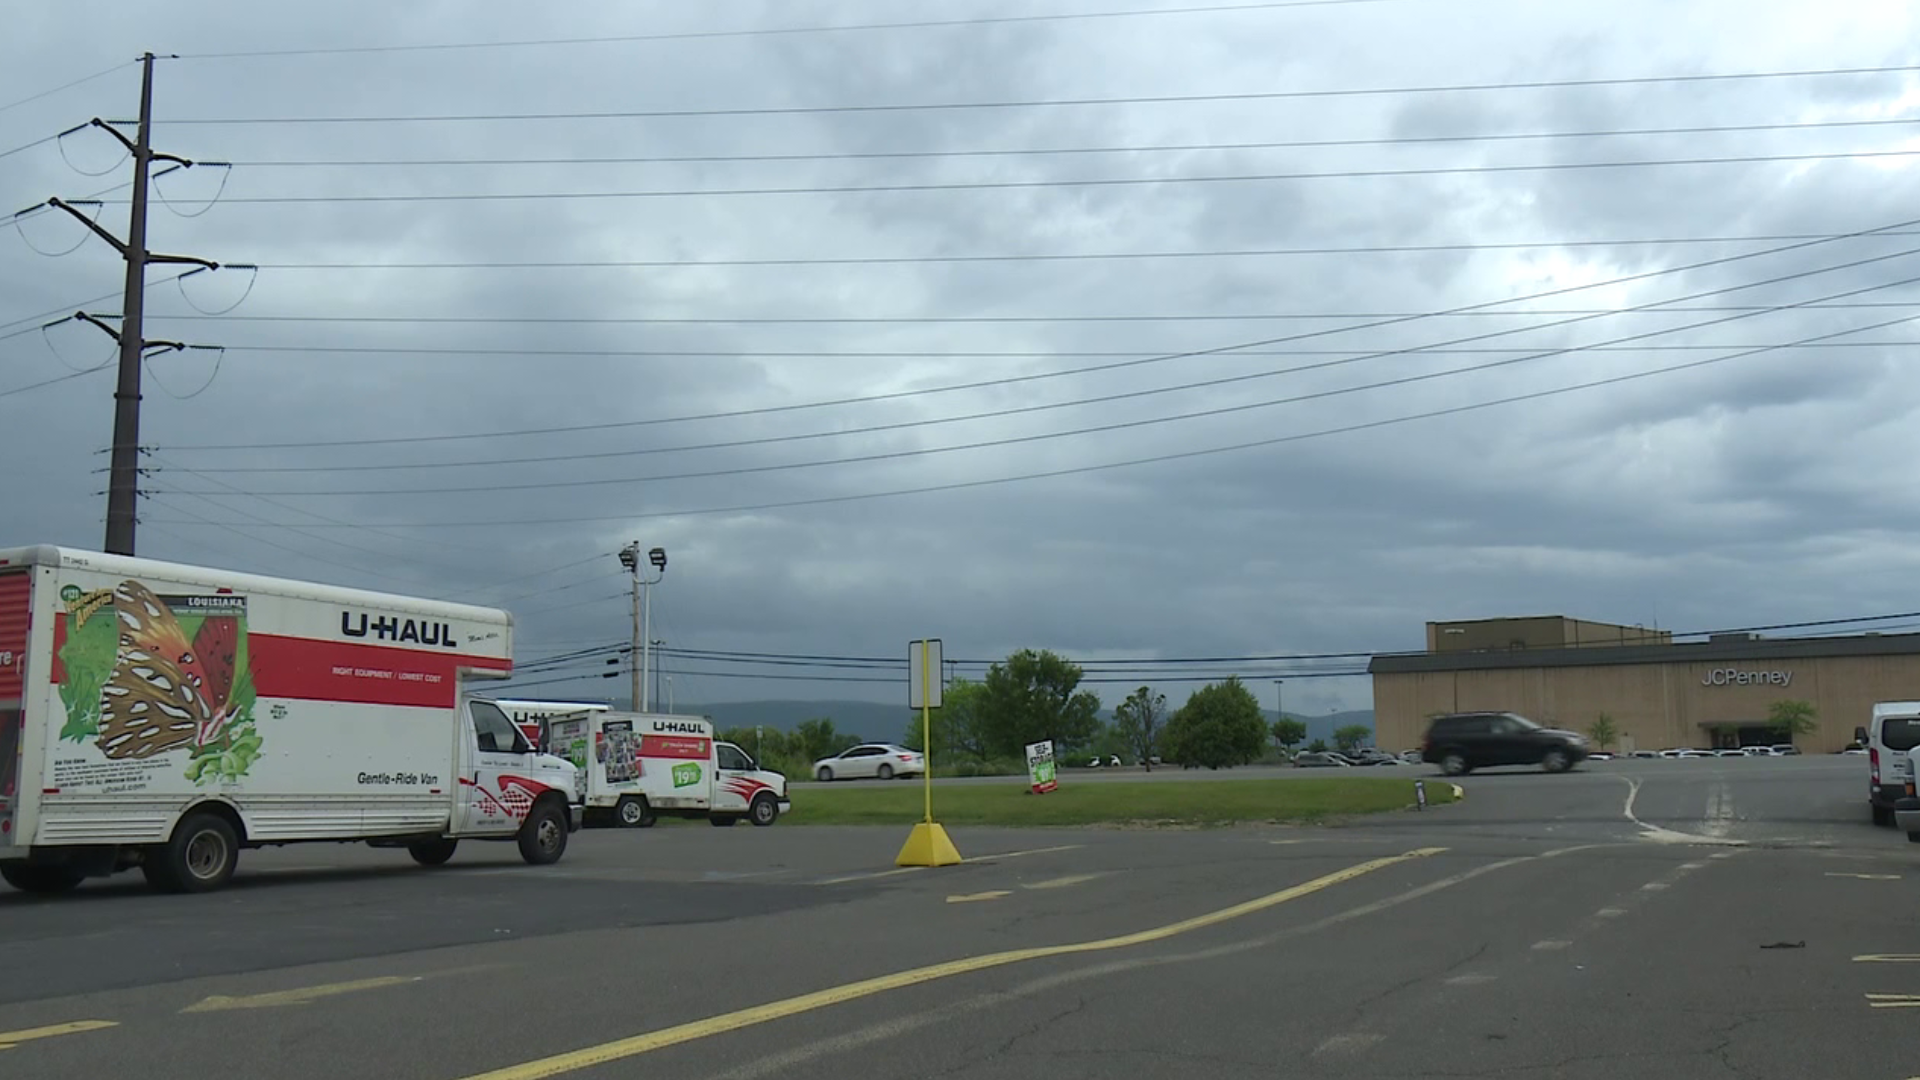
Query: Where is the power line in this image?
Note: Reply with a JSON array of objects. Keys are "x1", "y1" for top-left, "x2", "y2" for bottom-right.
[
  {"x1": 243, "y1": 228, "x2": 1920, "y2": 272},
  {"x1": 158, "y1": 63, "x2": 1920, "y2": 125},
  {"x1": 143, "y1": 301, "x2": 1920, "y2": 328},
  {"x1": 0, "y1": 60, "x2": 134, "y2": 116},
  {"x1": 142, "y1": 307, "x2": 1920, "y2": 529},
  {"x1": 152, "y1": 257, "x2": 1920, "y2": 498},
  {"x1": 175, "y1": 1, "x2": 1409, "y2": 60},
  {"x1": 89, "y1": 148, "x2": 1920, "y2": 206},
  {"x1": 153, "y1": 216, "x2": 1920, "y2": 455},
  {"x1": 222, "y1": 116, "x2": 1920, "y2": 170},
  {"x1": 0, "y1": 132, "x2": 59, "y2": 163}
]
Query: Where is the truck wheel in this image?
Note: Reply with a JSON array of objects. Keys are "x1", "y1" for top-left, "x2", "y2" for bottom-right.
[
  {"x1": 408, "y1": 839, "x2": 459, "y2": 867},
  {"x1": 518, "y1": 801, "x2": 569, "y2": 865},
  {"x1": 615, "y1": 796, "x2": 656, "y2": 828},
  {"x1": 709, "y1": 815, "x2": 740, "y2": 827},
  {"x1": 749, "y1": 795, "x2": 779, "y2": 827},
  {"x1": 0, "y1": 863, "x2": 84, "y2": 894},
  {"x1": 157, "y1": 811, "x2": 240, "y2": 893}
]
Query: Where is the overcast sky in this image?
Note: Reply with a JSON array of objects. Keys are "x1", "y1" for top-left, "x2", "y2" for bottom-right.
[{"x1": 3, "y1": 0, "x2": 1918, "y2": 715}]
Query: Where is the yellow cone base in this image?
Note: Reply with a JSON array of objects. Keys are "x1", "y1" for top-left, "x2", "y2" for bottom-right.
[{"x1": 895, "y1": 821, "x2": 964, "y2": 867}]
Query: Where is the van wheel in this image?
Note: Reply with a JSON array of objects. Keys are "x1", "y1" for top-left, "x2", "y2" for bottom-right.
[
  {"x1": 877, "y1": 764, "x2": 895, "y2": 781},
  {"x1": 1873, "y1": 804, "x2": 1895, "y2": 827},
  {"x1": 518, "y1": 801, "x2": 569, "y2": 865},
  {"x1": 156, "y1": 812, "x2": 240, "y2": 893},
  {"x1": 408, "y1": 839, "x2": 459, "y2": 866},
  {"x1": 1541, "y1": 749, "x2": 1570, "y2": 773},
  {"x1": 0, "y1": 863, "x2": 84, "y2": 894},
  {"x1": 1439, "y1": 752, "x2": 1469, "y2": 776},
  {"x1": 749, "y1": 795, "x2": 779, "y2": 827},
  {"x1": 615, "y1": 796, "x2": 656, "y2": 828},
  {"x1": 709, "y1": 815, "x2": 740, "y2": 827}
]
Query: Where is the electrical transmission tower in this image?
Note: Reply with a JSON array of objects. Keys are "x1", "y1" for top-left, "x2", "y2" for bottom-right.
[{"x1": 41, "y1": 52, "x2": 225, "y2": 556}]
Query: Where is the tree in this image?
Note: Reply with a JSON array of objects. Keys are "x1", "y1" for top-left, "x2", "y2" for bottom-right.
[
  {"x1": 794, "y1": 717, "x2": 858, "y2": 762},
  {"x1": 980, "y1": 649, "x2": 1103, "y2": 757},
  {"x1": 1162, "y1": 677, "x2": 1268, "y2": 769},
  {"x1": 1271, "y1": 717, "x2": 1308, "y2": 752},
  {"x1": 1333, "y1": 724, "x2": 1373, "y2": 753},
  {"x1": 1587, "y1": 713, "x2": 1619, "y2": 752},
  {"x1": 1112, "y1": 686, "x2": 1168, "y2": 769},
  {"x1": 1768, "y1": 699, "x2": 1818, "y2": 741},
  {"x1": 899, "y1": 678, "x2": 992, "y2": 763},
  {"x1": 1306, "y1": 738, "x2": 1329, "y2": 753}
]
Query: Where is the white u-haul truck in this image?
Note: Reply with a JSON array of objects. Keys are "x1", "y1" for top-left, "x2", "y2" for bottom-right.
[
  {"x1": 546, "y1": 710, "x2": 791, "y2": 828},
  {"x1": 494, "y1": 697, "x2": 610, "y2": 747},
  {"x1": 0, "y1": 545, "x2": 584, "y2": 895}
]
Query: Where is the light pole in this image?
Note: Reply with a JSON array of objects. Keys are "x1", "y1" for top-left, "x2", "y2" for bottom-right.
[
  {"x1": 618, "y1": 544, "x2": 666, "y2": 711},
  {"x1": 1273, "y1": 679, "x2": 1285, "y2": 724},
  {"x1": 651, "y1": 638, "x2": 666, "y2": 710},
  {"x1": 665, "y1": 675, "x2": 674, "y2": 713}
]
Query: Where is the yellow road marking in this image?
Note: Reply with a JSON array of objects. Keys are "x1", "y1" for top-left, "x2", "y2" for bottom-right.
[
  {"x1": 816, "y1": 844, "x2": 1082, "y2": 885},
  {"x1": 946, "y1": 891, "x2": 1012, "y2": 904},
  {"x1": 455, "y1": 847, "x2": 1445, "y2": 1080},
  {"x1": 1023, "y1": 873, "x2": 1105, "y2": 890},
  {"x1": 1866, "y1": 994, "x2": 1920, "y2": 1008},
  {"x1": 1854, "y1": 954, "x2": 1920, "y2": 963},
  {"x1": 0, "y1": 1021, "x2": 117, "y2": 1050},
  {"x1": 182, "y1": 975, "x2": 422, "y2": 1013},
  {"x1": 1827, "y1": 872, "x2": 1902, "y2": 881}
]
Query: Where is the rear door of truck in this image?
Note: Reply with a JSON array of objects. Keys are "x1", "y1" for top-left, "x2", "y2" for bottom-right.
[{"x1": 0, "y1": 569, "x2": 30, "y2": 840}]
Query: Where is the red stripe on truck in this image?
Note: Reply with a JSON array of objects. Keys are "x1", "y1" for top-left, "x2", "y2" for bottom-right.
[
  {"x1": 639, "y1": 735, "x2": 710, "y2": 760},
  {"x1": 248, "y1": 635, "x2": 511, "y2": 708},
  {"x1": 0, "y1": 573, "x2": 28, "y2": 701}
]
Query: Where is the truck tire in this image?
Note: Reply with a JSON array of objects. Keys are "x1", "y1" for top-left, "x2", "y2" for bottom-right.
[
  {"x1": 408, "y1": 839, "x2": 459, "y2": 866},
  {"x1": 709, "y1": 815, "x2": 740, "y2": 827},
  {"x1": 155, "y1": 811, "x2": 240, "y2": 893},
  {"x1": 518, "y1": 801, "x2": 569, "y2": 865},
  {"x1": 749, "y1": 794, "x2": 780, "y2": 827},
  {"x1": 615, "y1": 796, "x2": 656, "y2": 829},
  {"x1": 0, "y1": 863, "x2": 84, "y2": 894}
]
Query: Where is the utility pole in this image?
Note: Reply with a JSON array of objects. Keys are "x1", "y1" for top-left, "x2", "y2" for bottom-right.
[
  {"x1": 650, "y1": 637, "x2": 665, "y2": 710},
  {"x1": 618, "y1": 543, "x2": 666, "y2": 711},
  {"x1": 45, "y1": 52, "x2": 217, "y2": 556}
]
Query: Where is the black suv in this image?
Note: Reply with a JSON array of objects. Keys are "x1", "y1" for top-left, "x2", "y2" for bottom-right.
[{"x1": 1421, "y1": 711, "x2": 1588, "y2": 775}]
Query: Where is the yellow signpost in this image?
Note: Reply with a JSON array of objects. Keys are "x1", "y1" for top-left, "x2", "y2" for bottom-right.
[{"x1": 896, "y1": 638, "x2": 963, "y2": 867}]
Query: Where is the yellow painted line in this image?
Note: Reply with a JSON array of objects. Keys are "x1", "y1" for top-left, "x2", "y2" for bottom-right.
[
  {"x1": 1449, "y1": 784, "x2": 1465, "y2": 800},
  {"x1": 182, "y1": 975, "x2": 422, "y2": 1013},
  {"x1": 1854, "y1": 954, "x2": 1920, "y2": 963},
  {"x1": 0, "y1": 1020, "x2": 117, "y2": 1050},
  {"x1": 1827, "y1": 872, "x2": 1902, "y2": 881},
  {"x1": 1866, "y1": 994, "x2": 1920, "y2": 1008},
  {"x1": 454, "y1": 847, "x2": 1444, "y2": 1080},
  {"x1": 946, "y1": 890, "x2": 1012, "y2": 904},
  {"x1": 816, "y1": 844, "x2": 1083, "y2": 885},
  {"x1": 1022, "y1": 873, "x2": 1105, "y2": 890}
]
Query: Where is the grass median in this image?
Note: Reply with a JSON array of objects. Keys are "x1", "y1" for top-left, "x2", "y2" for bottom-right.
[{"x1": 782, "y1": 776, "x2": 1454, "y2": 828}]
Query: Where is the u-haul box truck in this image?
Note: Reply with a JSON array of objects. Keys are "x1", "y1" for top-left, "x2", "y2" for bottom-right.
[
  {"x1": 546, "y1": 711, "x2": 790, "y2": 828},
  {"x1": 490, "y1": 697, "x2": 610, "y2": 747},
  {"x1": 0, "y1": 546, "x2": 585, "y2": 895}
]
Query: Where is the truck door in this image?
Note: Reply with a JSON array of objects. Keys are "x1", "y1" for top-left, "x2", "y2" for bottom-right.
[
  {"x1": 713, "y1": 741, "x2": 771, "y2": 814},
  {"x1": 456, "y1": 699, "x2": 536, "y2": 836}
]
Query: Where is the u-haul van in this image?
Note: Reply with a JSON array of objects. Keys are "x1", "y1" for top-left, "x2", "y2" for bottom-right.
[
  {"x1": 546, "y1": 710, "x2": 791, "y2": 828},
  {"x1": 490, "y1": 697, "x2": 610, "y2": 747},
  {"x1": 0, "y1": 546, "x2": 584, "y2": 895}
]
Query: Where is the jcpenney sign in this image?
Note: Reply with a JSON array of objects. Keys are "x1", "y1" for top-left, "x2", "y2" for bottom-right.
[{"x1": 1700, "y1": 668, "x2": 1793, "y2": 688}]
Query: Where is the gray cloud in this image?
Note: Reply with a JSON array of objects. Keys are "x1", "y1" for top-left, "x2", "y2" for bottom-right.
[{"x1": 5, "y1": 0, "x2": 1920, "y2": 715}]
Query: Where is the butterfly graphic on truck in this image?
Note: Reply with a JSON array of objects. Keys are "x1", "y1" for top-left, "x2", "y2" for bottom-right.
[{"x1": 56, "y1": 580, "x2": 263, "y2": 788}]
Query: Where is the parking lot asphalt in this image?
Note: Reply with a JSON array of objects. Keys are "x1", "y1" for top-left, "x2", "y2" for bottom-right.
[{"x1": 2, "y1": 754, "x2": 1913, "y2": 1080}]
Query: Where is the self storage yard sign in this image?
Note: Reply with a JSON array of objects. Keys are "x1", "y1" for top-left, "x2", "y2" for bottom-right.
[{"x1": 1027, "y1": 740, "x2": 1058, "y2": 794}]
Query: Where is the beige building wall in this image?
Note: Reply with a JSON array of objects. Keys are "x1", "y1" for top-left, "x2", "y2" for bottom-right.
[{"x1": 1374, "y1": 653, "x2": 1917, "y2": 754}]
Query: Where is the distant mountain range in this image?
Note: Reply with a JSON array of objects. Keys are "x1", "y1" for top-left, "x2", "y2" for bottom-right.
[{"x1": 652, "y1": 699, "x2": 1376, "y2": 747}]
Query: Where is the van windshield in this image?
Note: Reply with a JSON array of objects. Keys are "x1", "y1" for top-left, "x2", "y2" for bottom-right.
[{"x1": 1885, "y1": 719, "x2": 1920, "y2": 752}]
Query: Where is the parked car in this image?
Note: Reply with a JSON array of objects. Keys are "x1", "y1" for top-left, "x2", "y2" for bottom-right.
[
  {"x1": 1419, "y1": 711, "x2": 1589, "y2": 776},
  {"x1": 1292, "y1": 751, "x2": 1352, "y2": 768},
  {"x1": 1713, "y1": 748, "x2": 1746, "y2": 758},
  {"x1": 1771, "y1": 744, "x2": 1801, "y2": 756},
  {"x1": 812, "y1": 744, "x2": 923, "y2": 781}
]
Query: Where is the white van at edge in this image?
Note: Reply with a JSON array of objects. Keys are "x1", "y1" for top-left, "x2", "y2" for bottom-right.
[{"x1": 1862, "y1": 702, "x2": 1920, "y2": 827}]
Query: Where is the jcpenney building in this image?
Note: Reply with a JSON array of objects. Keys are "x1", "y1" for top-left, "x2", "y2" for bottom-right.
[{"x1": 1369, "y1": 616, "x2": 1920, "y2": 754}]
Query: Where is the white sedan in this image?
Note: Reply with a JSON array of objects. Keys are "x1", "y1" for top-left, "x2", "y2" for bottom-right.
[{"x1": 813, "y1": 744, "x2": 924, "y2": 781}]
